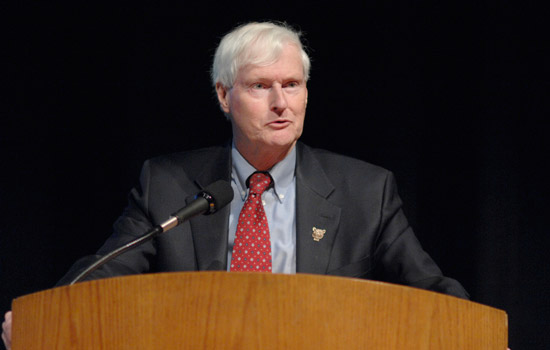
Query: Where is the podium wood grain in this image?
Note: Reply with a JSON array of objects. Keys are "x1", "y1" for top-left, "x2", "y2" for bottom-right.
[{"x1": 12, "y1": 272, "x2": 507, "y2": 349}]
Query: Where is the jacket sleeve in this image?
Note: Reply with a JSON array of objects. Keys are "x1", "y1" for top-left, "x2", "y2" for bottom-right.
[
  {"x1": 372, "y1": 172, "x2": 470, "y2": 299},
  {"x1": 56, "y1": 160, "x2": 158, "y2": 286}
]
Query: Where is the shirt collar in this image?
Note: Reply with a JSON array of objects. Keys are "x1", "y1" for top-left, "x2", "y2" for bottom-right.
[{"x1": 231, "y1": 143, "x2": 296, "y2": 203}]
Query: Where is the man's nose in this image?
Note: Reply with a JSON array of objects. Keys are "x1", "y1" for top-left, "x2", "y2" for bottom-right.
[{"x1": 270, "y1": 85, "x2": 288, "y2": 114}]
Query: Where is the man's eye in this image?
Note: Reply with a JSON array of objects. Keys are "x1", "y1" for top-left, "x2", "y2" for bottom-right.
[
  {"x1": 252, "y1": 83, "x2": 265, "y2": 89},
  {"x1": 285, "y1": 82, "x2": 299, "y2": 88}
]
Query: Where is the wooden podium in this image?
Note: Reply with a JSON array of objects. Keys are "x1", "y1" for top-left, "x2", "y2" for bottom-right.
[{"x1": 11, "y1": 272, "x2": 507, "y2": 349}]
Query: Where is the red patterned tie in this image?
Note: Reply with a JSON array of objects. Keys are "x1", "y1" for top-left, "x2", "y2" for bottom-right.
[{"x1": 230, "y1": 172, "x2": 272, "y2": 272}]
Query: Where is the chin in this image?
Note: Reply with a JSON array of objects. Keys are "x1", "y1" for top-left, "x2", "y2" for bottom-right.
[
  {"x1": 265, "y1": 140, "x2": 298, "y2": 154},
  {"x1": 269, "y1": 130, "x2": 301, "y2": 146}
]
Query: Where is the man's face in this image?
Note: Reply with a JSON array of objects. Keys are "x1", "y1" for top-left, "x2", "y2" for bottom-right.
[{"x1": 217, "y1": 44, "x2": 308, "y2": 161}]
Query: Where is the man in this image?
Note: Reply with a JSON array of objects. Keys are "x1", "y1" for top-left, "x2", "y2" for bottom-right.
[{"x1": 2, "y1": 21, "x2": 468, "y2": 349}]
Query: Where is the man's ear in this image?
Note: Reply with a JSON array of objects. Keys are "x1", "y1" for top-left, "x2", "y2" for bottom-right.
[{"x1": 216, "y1": 82, "x2": 231, "y2": 114}]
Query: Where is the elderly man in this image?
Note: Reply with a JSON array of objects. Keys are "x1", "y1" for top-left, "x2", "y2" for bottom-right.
[{"x1": 2, "y1": 21, "x2": 468, "y2": 349}]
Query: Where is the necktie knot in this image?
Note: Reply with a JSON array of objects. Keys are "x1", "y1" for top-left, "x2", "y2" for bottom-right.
[{"x1": 248, "y1": 172, "x2": 272, "y2": 195}]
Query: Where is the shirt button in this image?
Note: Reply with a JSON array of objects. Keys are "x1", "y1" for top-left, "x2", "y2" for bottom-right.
[
  {"x1": 279, "y1": 194, "x2": 285, "y2": 199},
  {"x1": 262, "y1": 200, "x2": 266, "y2": 206}
]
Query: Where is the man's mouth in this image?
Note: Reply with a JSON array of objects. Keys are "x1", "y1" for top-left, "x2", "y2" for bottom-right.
[
  {"x1": 273, "y1": 120, "x2": 289, "y2": 124},
  {"x1": 268, "y1": 119, "x2": 291, "y2": 128}
]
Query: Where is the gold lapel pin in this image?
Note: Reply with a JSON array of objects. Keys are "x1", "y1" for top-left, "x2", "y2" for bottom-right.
[{"x1": 312, "y1": 227, "x2": 326, "y2": 242}]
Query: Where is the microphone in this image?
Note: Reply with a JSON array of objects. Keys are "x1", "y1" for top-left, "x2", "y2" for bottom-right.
[
  {"x1": 69, "y1": 180, "x2": 234, "y2": 285},
  {"x1": 160, "y1": 180, "x2": 234, "y2": 231}
]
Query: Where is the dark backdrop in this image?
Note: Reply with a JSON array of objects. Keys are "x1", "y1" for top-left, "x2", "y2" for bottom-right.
[{"x1": 1, "y1": 2, "x2": 548, "y2": 349}]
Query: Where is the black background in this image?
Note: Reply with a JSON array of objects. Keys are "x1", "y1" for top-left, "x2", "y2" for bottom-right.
[{"x1": 1, "y1": 1, "x2": 548, "y2": 349}]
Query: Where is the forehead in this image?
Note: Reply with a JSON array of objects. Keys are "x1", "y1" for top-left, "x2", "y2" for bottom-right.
[{"x1": 236, "y1": 45, "x2": 305, "y2": 82}]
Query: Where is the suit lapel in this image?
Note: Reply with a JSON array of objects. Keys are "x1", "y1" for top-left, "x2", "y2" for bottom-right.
[
  {"x1": 295, "y1": 143, "x2": 342, "y2": 274},
  {"x1": 187, "y1": 146, "x2": 232, "y2": 271}
]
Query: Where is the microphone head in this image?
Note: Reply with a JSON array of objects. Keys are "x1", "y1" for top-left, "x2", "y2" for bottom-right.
[{"x1": 200, "y1": 180, "x2": 234, "y2": 214}]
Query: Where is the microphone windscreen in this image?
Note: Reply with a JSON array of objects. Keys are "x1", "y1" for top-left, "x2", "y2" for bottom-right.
[{"x1": 203, "y1": 180, "x2": 234, "y2": 213}]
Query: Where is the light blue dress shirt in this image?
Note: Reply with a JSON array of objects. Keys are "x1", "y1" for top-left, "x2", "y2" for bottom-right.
[{"x1": 228, "y1": 145, "x2": 297, "y2": 273}]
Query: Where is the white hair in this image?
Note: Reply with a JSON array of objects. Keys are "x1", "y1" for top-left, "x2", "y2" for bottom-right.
[{"x1": 211, "y1": 21, "x2": 311, "y2": 88}]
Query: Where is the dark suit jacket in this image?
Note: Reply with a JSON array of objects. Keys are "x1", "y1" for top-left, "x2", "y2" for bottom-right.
[{"x1": 58, "y1": 142, "x2": 469, "y2": 299}]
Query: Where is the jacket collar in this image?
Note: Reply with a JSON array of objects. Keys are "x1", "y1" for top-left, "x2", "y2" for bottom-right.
[
  {"x1": 187, "y1": 145, "x2": 232, "y2": 271},
  {"x1": 295, "y1": 143, "x2": 342, "y2": 274},
  {"x1": 187, "y1": 142, "x2": 342, "y2": 274}
]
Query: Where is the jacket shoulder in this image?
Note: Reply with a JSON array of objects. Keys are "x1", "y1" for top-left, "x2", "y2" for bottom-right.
[
  {"x1": 300, "y1": 143, "x2": 391, "y2": 179},
  {"x1": 147, "y1": 145, "x2": 228, "y2": 168},
  {"x1": 142, "y1": 145, "x2": 229, "y2": 179}
]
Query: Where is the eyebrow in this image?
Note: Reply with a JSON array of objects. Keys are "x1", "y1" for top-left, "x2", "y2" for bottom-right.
[{"x1": 243, "y1": 75, "x2": 305, "y2": 85}]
